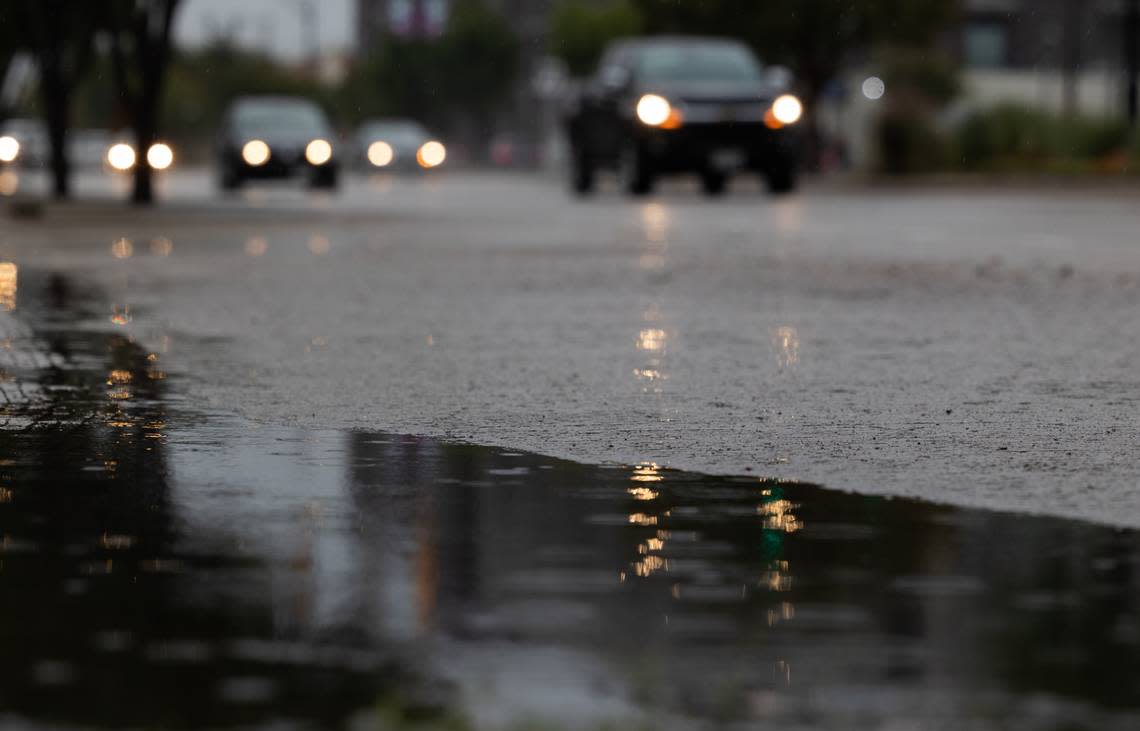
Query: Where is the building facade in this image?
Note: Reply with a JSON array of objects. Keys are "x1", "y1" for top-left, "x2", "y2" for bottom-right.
[
  {"x1": 956, "y1": 0, "x2": 1138, "y2": 115},
  {"x1": 959, "y1": 0, "x2": 1130, "y2": 71}
]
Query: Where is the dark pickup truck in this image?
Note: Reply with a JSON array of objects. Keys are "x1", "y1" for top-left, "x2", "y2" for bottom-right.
[{"x1": 565, "y1": 37, "x2": 803, "y2": 196}]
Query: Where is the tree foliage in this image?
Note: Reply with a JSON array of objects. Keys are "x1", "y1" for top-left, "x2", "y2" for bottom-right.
[
  {"x1": 339, "y1": 38, "x2": 444, "y2": 126},
  {"x1": 164, "y1": 41, "x2": 329, "y2": 143},
  {"x1": 439, "y1": 0, "x2": 519, "y2": 125},
  {"x1": 549, "y1": 0, "x2": 643, "y2": 77},
  {"x1": 339, "y1": 0, "x2": 519, "y2": 141}
]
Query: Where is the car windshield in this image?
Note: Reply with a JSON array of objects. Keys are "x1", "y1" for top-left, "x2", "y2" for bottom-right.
[
  {"x1": 362, "y1": 121, "x2": 428, "y2": 144},
  {"x1": 636, "y1": 44, "x2": 763, "y2": 83},
  {"x1": 234, "y1": 102, "x2": 328, "y2": 134}
]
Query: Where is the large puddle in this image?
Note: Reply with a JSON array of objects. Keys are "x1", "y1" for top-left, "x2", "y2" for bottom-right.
[{"x1": 1, "y1": 270, "x2": 1139, "y2": 730}]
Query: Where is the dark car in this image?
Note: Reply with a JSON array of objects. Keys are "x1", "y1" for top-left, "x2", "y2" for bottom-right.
[
  {"x1": 565, "y1": 37, "x2": 803, "y2": 196},
  {"x1": 217, "y1": 96, "x2": 339, "y2": 190},
  {"x1": 352, "y1": 119, "x2": 447, "y2": 172}
]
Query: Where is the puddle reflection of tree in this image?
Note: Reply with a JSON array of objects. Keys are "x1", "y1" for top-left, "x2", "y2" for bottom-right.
[
  {"x1": 0, "y1": 273, "x2": 384, "y2": 728},
  {"x1": 344, "y1": 431, "x2": 1140, "y2": 717}
]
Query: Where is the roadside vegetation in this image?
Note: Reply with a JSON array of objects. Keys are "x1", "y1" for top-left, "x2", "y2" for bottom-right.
[
  {"x1": 876, "y1": 99, "x2": 1140, "y2": 176},
  {"x1": 951, "y1": 104, "x2": 1138, "y2": 174}
]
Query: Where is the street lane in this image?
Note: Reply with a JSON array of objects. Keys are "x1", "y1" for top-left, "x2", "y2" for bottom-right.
[{"x1": 5, "y1": 169, "x2": 1140, "y2": 527}]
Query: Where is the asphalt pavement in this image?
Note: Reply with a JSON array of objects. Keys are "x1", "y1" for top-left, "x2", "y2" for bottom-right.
[{"x1": 5, "y1": 167, "x2": 1140, "y2": 527}]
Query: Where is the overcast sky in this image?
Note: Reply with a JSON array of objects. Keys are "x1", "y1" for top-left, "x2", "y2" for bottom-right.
[{"x1": 174, "y1": 0, "x2": 356, "y2": 60}]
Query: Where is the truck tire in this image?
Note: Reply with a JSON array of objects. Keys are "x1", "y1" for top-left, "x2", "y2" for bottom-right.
[{"x1": 619, "y1": 142, "x2": 654, "y2": 196}]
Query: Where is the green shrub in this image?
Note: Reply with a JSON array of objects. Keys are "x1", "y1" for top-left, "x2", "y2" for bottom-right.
[
  {"x1": 877, "y1": 108, "x2": 946, "y2": 174},
  {"x1": 1130, "y1": 129, "x2": 1140, "y2": 164},
  {"x1": 880, "y1": 50, "x2": 961, "y2": 107},
  {"x1": 952, "y1": 103, "x2": 1132, "y2": 171},
  {"x1": 1066, "y1": 116, "x2": 1131, "y2": 158}
]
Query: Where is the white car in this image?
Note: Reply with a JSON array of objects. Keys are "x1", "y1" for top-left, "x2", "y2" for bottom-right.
[{"x1": 353, "y1": 119, "x2": 446, "y2": 172}]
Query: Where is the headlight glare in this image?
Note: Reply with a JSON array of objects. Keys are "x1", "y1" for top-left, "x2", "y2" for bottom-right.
[
  {"x1": 107, "y1": 143, "x2": 137, "y2": 171},
  {"x1": 0, "y1": 136, "x2": 19, "y2": 163},
  {"x1": 771, "y1": 94, "x2": 803, "y2": 125},
  {"x1": 416, "y1": 141, "x2": 446, "y2": 169},
  {"x1": 242, "y1": 140, "x2": 271, "y2": 166},
  {"x1": 306, "y1": 139, "x2": 333, "y2": 166},
  {"x1": 368, "y1": 141, "x2": 394, "y2": 167},
  {"x1": 636, "y1": 94, "x2": 672, "y2": 127},
  {"x1": 146, "y1": 142, "x2": 174, "y2": 170}
]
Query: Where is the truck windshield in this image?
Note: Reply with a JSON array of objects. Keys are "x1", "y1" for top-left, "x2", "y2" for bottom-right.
[{"x1": 637, "y1": 44, "x2": 763, "y2": 83}]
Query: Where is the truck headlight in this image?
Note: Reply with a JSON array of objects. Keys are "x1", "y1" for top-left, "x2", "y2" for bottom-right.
[
  {"x1": 636, "y1": 94, "x2": 672, "y2": 127},
  {"x1": 771, "y1": 95, "x2": 803, "y2": 125}
]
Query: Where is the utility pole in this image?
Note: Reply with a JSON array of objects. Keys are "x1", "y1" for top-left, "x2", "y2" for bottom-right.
[
  {"x1": 296, "y1": 0, "x2": 319, "y2": 73},
  {"x1": 1061, "y1": 0, "x2": 1080, "y2": 116},
  {"x1": 1128, "y1": 0, "x2": 1139, "y2": 123}
]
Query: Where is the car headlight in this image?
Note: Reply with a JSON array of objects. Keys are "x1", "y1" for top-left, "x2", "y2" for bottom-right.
[
  {"x1": 416, "y1": 141, "x2": 446, "y2": 169},
  {"x1": 305, "y1": 139, "x2": 333, "y2": 166},
  {"x1": 146, "y1": 142, "x2": 174, "y2": 171},
  {"x1": 0, "y1": 136, "x2": 19, "y2": 163},
  {"x1": 771, "y1": 94, "x2": 803, "y2": 125},
  {"x1": 242, "y1": 140, "x2": 271, "y2": 166},
  {"x1": 368, "y1": 141, "x2": 394, "y2": 167},
  {"x1": 107, "y1": 143, "x2": 137, "y2": 171},
  {"x1": 636, "y1": 94, "x2": 672, "y2": 127}
]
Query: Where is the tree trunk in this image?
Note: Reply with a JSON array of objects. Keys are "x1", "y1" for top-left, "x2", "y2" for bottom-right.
[
  {"x1": 131, "y1": 109, "x2": 154, "y2": 205},
  {"x1": 123, "y1": 0, "x2": 180, "y2": 206},
  {"x1": 40, "y1": 74, "x2": 71, "y2": 200}
]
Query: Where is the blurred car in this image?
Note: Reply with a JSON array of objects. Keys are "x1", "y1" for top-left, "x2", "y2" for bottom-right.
[
  {"x1": 102, "y1": 135, "x2": 176, "y2": 175},
  {"x1": 0, "y1": 118, "x2": 49, "y2": 168},
  {"x1": 565, "y1": 36, "x2": 803, "y2": 196},
  {"x1": 353, "y1": 119, "x2": 446, "y2": 172},
  {"x1": 217, "y1": 96, "x2": 339, "y2": 190},
  {"x1": 0, "y1": 119, "x2": 174, "y2": 174}
]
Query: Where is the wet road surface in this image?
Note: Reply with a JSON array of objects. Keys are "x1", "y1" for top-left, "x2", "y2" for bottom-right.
[
  {"x1": 5, "y1": 170, "x2": 1140, "y2": 527},
  {"x1": 2, "y1": 264, "x2": 1140, "y2": 729}
]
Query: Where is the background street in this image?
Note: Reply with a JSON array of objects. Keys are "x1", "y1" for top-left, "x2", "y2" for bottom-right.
[{"x1": 6, "y1": 169, "x2": 1140, "y2": 527}]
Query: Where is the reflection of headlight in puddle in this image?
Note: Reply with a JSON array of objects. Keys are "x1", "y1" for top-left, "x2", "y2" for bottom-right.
[
  {"x1": 0, "y1": 170, "x2": 18, "y2": 196},
  {"x1": 107, "y1": 143, "x2": 137, "y2": 171}
]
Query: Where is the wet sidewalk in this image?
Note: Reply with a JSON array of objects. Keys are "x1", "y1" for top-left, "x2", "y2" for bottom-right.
[{"x1": 1, "y1": 267, "x2": 1139, "y2": 730}]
